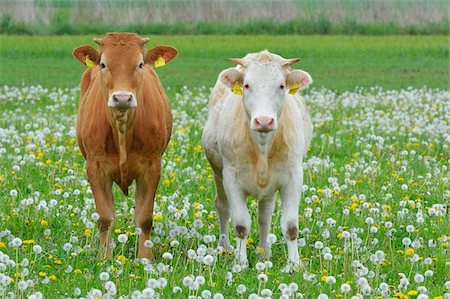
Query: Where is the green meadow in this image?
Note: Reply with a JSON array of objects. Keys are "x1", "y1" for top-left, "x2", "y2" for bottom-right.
[
  {"x1": 0, "y1": 34, "x2": 449, "y2": 298},
  {"x1": 0, "y1": 35, "x2": 448, "y2": 91}
]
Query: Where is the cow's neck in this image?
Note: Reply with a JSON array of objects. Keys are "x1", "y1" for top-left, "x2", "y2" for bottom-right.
[
  {"x1": 250, "y1": 130, "x2": 276, "y2": 188},
  {"x1": 110, "y1": 109, "x2": 136, "y2": 193}
]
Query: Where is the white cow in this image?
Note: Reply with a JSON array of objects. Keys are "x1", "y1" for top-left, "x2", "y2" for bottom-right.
[{"x1": 202, "y1": 50, "x2": 313, "y2": 264}]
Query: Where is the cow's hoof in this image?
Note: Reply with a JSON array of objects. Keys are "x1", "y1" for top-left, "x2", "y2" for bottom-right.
[
  {"x1": 137, "y1": 247, "x2": 154, "y2": 260},
  {"x1": 218, "y1": 235, "x2": 232, "y2": 251}
]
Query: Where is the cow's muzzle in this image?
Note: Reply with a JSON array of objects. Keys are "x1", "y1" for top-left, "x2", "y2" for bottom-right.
[
  {"x1": 253, "y1": 116, "x2": 275, "y2": 133},
  {"x1": 108, "y1": 91, "x2": 137, "y2": 109}
]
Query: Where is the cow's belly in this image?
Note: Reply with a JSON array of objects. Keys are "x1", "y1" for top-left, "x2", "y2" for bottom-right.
[{"x1": 234, "y1": 161, "x2": 293, "y2": 200}]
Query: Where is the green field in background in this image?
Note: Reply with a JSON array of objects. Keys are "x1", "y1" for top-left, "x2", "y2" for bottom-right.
[{"x1": 0, "y1": 35, "x2": 448, "y2": 92}]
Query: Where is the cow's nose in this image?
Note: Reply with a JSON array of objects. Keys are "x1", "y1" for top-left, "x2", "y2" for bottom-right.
[
  {"x1": 113, "y1": 94, "x2": 132, "y2": 104},
  {"x1": 108, "y1": 92, "x2": 137, "y2": 108},
  {"x1": 254, "y1": 116, "x2": 275, "y2": 132}
]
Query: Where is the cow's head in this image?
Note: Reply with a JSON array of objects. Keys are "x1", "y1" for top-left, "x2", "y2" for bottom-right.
[
  {"x1": 73, "y1": 32, "x2": 177, "y2": 110},
  {"x1": 220, "y1": 50, "x2": 312, "y2": 133}
]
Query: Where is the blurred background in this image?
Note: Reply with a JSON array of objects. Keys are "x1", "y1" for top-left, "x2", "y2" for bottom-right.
[{"x1": 1, "y1": 0, "x2": 448, "y2": 35}]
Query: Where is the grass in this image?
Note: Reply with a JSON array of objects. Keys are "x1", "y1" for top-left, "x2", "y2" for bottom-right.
[
  {"x1": 0, "y1": 85, "x2": 448, "y2": 298},
  {"x1": 0, "y1": 35, "x2": 448, "y2": 92},
  {"x1": 0, "y1": 34, "x2": 449, "y2": 297}
]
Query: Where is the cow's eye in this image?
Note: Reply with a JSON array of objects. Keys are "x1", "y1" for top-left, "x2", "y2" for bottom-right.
[
  {"x1": 244, "y1": 84, "x2": 250, "y2": 89},
  {"x1": 139, "y1": 62, "x2": 144, "y2": 68},
  {"x1": 279, "y1": 84, "x2": 285, "y2": 90},
  {"x1": 100, "y1": 63, "x2": 106, "y2": 69}
]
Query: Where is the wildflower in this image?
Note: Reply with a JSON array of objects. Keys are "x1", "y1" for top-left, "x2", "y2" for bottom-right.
[
  {"x1": 204, "y1": 255, "x2": 214, "y2": 265},
  {"x1": 11, "y1": 238, "x2": 22, "y2": 247},
  {"x1": 258, "y1": 273, "x2": 268, "y2": 283},
  {"x1": 117, "y1": 234, "x2": 128, "y2": 243},
  {"x1": 99, "y1": 272, "x2": 109, "y2": 281},
  {"x1": 255, "y1": 262, "x2": 266, "y2": 271},
  {"x1": 162, "y1": 252, "x2": 173, "y2": 260},
  {"x1": 267, "y1": 233, "x2": 277, "y2": 244},
  {"x1": 237, "y1": 284, "x2": 247, "y2": 294},
  {"x1": 405, "y1": 248, "x2": 415, "y2": 256},
  {"x1": 341, "y1": 283, "x2": 351, "y2": 293}
]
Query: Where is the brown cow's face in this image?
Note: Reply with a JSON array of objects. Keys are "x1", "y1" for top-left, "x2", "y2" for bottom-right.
[
  {"x1": 100, "y1": 47, "x2": 143, "y2": 110},
  {"x1": 73, "y1": 33, "x2": 178, "y2": 111}
]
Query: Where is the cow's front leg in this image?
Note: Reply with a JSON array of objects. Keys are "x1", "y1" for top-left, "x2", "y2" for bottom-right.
[
  {"x1": 87, "y1": 159, "x2": 114, "y2": 259},
  {"x1": 258, "y1": 196, "x2": 275, "y2": 258},
  {"x1": 135, "y1": 160, "x2": 161, "y2": 259},
  {"x1": 223, "y1": 167, "x2": 250, "y2": 265},
  {"x1": 280, "y1": 169, "x2": 302, "y2": 265}
]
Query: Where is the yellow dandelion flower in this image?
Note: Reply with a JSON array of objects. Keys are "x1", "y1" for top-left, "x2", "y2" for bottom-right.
[
  {"x1": 49, "y1": 275, "x2": 57, "y2": 280},
  {"x1": 154, "y1": 214, "x2": 163, "y2": 221},
  {"x1": 23, "y1": 240, "x2": 35, "y2": 245},
  {"x1": 39, "y1": 272, "x2": 46, "y2": 277},
  {"x1": 0, "y1": 242, "x2": 6, "y2": 248},
  {"x1": 84, "y1": 229, "x2": 92, "y2": 237},
  {"x1": 40, "y1": 220, "x2": 48, "y2": 226},
  {"x1": 116, "y1": 255, "x2": 128, "y2": 263},
  {"x1": 405, "y1": 248, "x2": 414, "y2": 256}
]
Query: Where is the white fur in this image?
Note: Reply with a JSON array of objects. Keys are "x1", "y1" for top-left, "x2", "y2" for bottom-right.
[{"x1": 202, "y1": 50, "x2": 313, "y2": 264}]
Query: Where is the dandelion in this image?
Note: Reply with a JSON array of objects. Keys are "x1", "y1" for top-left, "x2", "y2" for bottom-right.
[
  {"x1": 118, "y1": 234, "x2": 128, "y2": 243},
  {"x1": 162, "y1": 252, "x2": 173, "y2": 260},
  {"x1": 33, "y1": 245, "x2": 43, "y2": 254},
  {"x1": 258, "y1": 273, "x2": 268, "y2": 283},
  {"x1": 261, "y1": 289, "x2": 272, "y2": 297},
  {"x1": 326, "y1": 276, "x2": 336, "y2": 284},
  {"x1": 341, "y1": 283, "x2": 351, "y2": 293},
  {"x1": 99, "y1": 272, "x2": 109, "y2": 281},
  {"x1": 11, "y1": 237, "x2": 22, "y2": 247},
  {"x1": 267, "y1": 233, "x2": 277, "y2": 244},
  {"x1": 237, "y1": 284, "x2": 247, "y2": 294},
  {"x1": 255, "y1": 262, "x2": 266, "y2": 271},
  {"x1": 201, "y1": 290, "x2": 212, "y2": 298},
  {"x1": 204, "y1": 255, "x2": 214, "y2": 265}
]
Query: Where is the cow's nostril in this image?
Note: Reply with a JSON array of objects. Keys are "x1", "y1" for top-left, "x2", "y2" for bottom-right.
[
  {"x1": 127, "y1": 96, "x2": 132, "y2": 102},
  {"x1": 113, "y1": 95, "x2": 119, "y2": 102}
]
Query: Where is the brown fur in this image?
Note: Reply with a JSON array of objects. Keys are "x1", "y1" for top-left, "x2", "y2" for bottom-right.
[
  {"x1": 74, "y1": 33, "x2": 175, "y2": 259},
  {"x1": 235, "y1": 225, "x2": 247, "y2": 239},
  {"x1": 286, "y1": 222, "x2": 298, "y2": 241}
]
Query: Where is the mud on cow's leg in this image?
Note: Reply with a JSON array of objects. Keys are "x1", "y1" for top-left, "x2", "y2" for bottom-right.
[
  {"x1": 222, "y1": 167, "x2": 250, "y2": 265},
  {"x1": 280, "y1": 171, "x2": 303, "y2": 265},
  {"x1": 87, "y1": 159, "x2": 115, "y2": 259},
  {"x1": 135, "y1": 161, "x2": 161, "y2": 259}
]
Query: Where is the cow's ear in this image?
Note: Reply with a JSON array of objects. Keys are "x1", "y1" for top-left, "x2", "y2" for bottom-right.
[
  {"x1": 219, "y1": 68, "x2": 243, "y2": 88},
  {"x1": 146, "y1": 46, "x2": 178, "y2": 67},
  {"x1": 73, "y1": 46, "x2": 100, "y2": 66},
  {"x1": 286, "y1": 70, "x2": 312, "y2": 93}
]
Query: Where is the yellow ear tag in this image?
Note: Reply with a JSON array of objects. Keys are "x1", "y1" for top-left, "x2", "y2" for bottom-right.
[
  {"x1": 154, "y1": 55, "x2": 166, "y2": 68},
  {"x1": 289, "y1": 83, "x2": 299, "y2": 95},
  {"x1": 85, "y1": 56, "x2": 95, "y2": 68},
  {"x1": 231, "y1": 82, "x2": 242, "y2": 95}
]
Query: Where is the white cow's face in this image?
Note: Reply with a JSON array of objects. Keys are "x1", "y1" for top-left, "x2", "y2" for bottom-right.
[{"x1": 220, "y1": 51, "x2": 312, "y2": 134}]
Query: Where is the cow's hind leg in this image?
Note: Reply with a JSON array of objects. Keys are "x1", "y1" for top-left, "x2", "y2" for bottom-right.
[
  {"x1": 258, "y1": 196, "x2": 275, "y2": 258},
  {"x1": 87, "y1": 160, "x2": 114, "y2": 259},
  {"x1": 135, "y1": 160, "x2": 161, "y2": 259},
  {"x1": 214, "y1": 173, "x2": 232, "y2": 251}
]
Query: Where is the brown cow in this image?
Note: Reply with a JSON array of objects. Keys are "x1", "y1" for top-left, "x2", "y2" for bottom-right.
[{"x1": 72, "y1": 32, "x2": 177, "y2": 259}]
